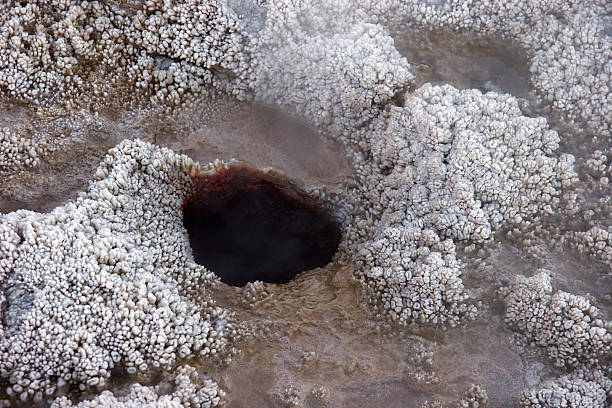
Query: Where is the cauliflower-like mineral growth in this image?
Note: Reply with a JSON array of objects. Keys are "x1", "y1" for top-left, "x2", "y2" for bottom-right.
[
  {"x1": 340, "y1": 84, "x2": 576, "y2": 326},
  {"x1": 458, "y1": 384, "x2": 489, "y2": 408},
  {"x1": 253, "y1": 0, "x2": 610, "y2": 136},
  {"x1": 0, "y1": 0, "x2": 251, "y2": 108},
  {"x1": 0, "y1": 139, "x2": 236, "y2": 402},
  {"x1": 571, "y1": 226, "x2": 612, "y2": 271},
  {"x1": 0, "y1": 0, "x2": 608, "y2": 406},
  {"x1": 51, "y1": 365, "x2": 224, "y2": 408},
  {"x1": 427, "y1": 0, "x2": 611, "y2": 136},
  {"x1": 250, "y1": 1, "x2": 414, "y2": 133},
  {"x1": 502, "y1": 270, "x2": 611, "y2": 368},
  {"x1": 0, "y1": 126, "x2": 58, "y2": 173},
  {"x1": 520, "y1": 367, "x2": 612, "y2": 408}
]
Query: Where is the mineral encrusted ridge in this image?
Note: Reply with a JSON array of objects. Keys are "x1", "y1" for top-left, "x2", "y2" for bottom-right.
[{"x1": 0, "y1": 139, "x2": 235, "y2": 402}]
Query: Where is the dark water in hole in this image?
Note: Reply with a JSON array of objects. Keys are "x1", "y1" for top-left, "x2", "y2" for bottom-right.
[{"x1": 183, "y1": 167, "x2": 341, "y2": 286}]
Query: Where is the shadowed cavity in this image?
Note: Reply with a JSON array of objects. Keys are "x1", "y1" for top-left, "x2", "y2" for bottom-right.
[{"x1": 182, "y1": 166, "x2": 341, "y2": 286}]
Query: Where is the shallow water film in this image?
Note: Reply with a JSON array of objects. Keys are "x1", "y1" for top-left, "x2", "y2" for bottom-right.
[{"x1": 0, "y1": 1, "x2": 610, "y2": 408}]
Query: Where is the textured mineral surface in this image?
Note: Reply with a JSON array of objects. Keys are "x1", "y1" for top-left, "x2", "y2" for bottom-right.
[{"x1": 0, "y1": 0, "x2": 610, "y2": 407}]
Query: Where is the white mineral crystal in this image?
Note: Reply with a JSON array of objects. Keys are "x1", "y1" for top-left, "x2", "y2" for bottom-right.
[
  {"x1": 51, "y1": 365, "x2": 224, "y2": 408},
  {"x1": 502, "y1": 270, "x2": 611, "y2": 368},
  {"x1": 0, "y1": 0, "x2": 610, "y2": 406},
  {"x1": 520, "y1": 367, "x2": 612, "y2": 408},
  {"x1": 339, "y1": 84, "x2": 576, "y2": 327},
  {"x1": 0, "y1": 139, "x2": 235, "y2": 401}
]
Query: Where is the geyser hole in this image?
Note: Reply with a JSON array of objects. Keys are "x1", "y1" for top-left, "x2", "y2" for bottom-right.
[{"x1": 182, "y1": 166, "x2": 341, "y2": 286}]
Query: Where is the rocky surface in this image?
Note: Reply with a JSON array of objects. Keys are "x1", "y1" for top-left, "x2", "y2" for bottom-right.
[{"x1": 0, "y1": 0, "x2": 610, "y2": 407}]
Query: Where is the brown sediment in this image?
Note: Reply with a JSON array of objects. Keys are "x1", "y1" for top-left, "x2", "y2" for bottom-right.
[
  {"x1": 154, "y1": 99, "x2": 352, "y2": 186},
  {"x1": 393, "y1": 29, "x2": 530, "y2": 98}
]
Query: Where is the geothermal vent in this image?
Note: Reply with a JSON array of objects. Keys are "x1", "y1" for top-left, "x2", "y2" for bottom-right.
[{"x1": 183, "y1": 166, "x2": 341, "y2": 286}]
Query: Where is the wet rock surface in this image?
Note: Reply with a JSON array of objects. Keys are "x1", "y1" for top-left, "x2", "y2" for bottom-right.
[{"x1": 393, "y1": 30, "x2": 530, "y2": 98}]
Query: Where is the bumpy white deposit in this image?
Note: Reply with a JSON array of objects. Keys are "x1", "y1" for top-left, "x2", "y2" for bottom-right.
[
  {"x1": 0, "y1": 0, "x2": 610, "y2": 407},
  {"x1": 1, "y1": 140, "x2": 234, "y2": 404}
]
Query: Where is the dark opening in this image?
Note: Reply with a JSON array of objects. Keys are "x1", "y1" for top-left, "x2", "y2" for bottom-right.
[{"x1": 182, "y1": 166, "x2": 341, "y2": 286}]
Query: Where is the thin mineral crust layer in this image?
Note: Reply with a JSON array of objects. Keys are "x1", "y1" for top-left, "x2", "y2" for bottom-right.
[{"x1": 0, "y1": 0, "x2": 610, "y2": 407}]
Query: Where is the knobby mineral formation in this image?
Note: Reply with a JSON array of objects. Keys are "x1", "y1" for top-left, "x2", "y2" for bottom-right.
[{"x1": 0, "y1": 0, "x2": 610, "y2": 406}]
